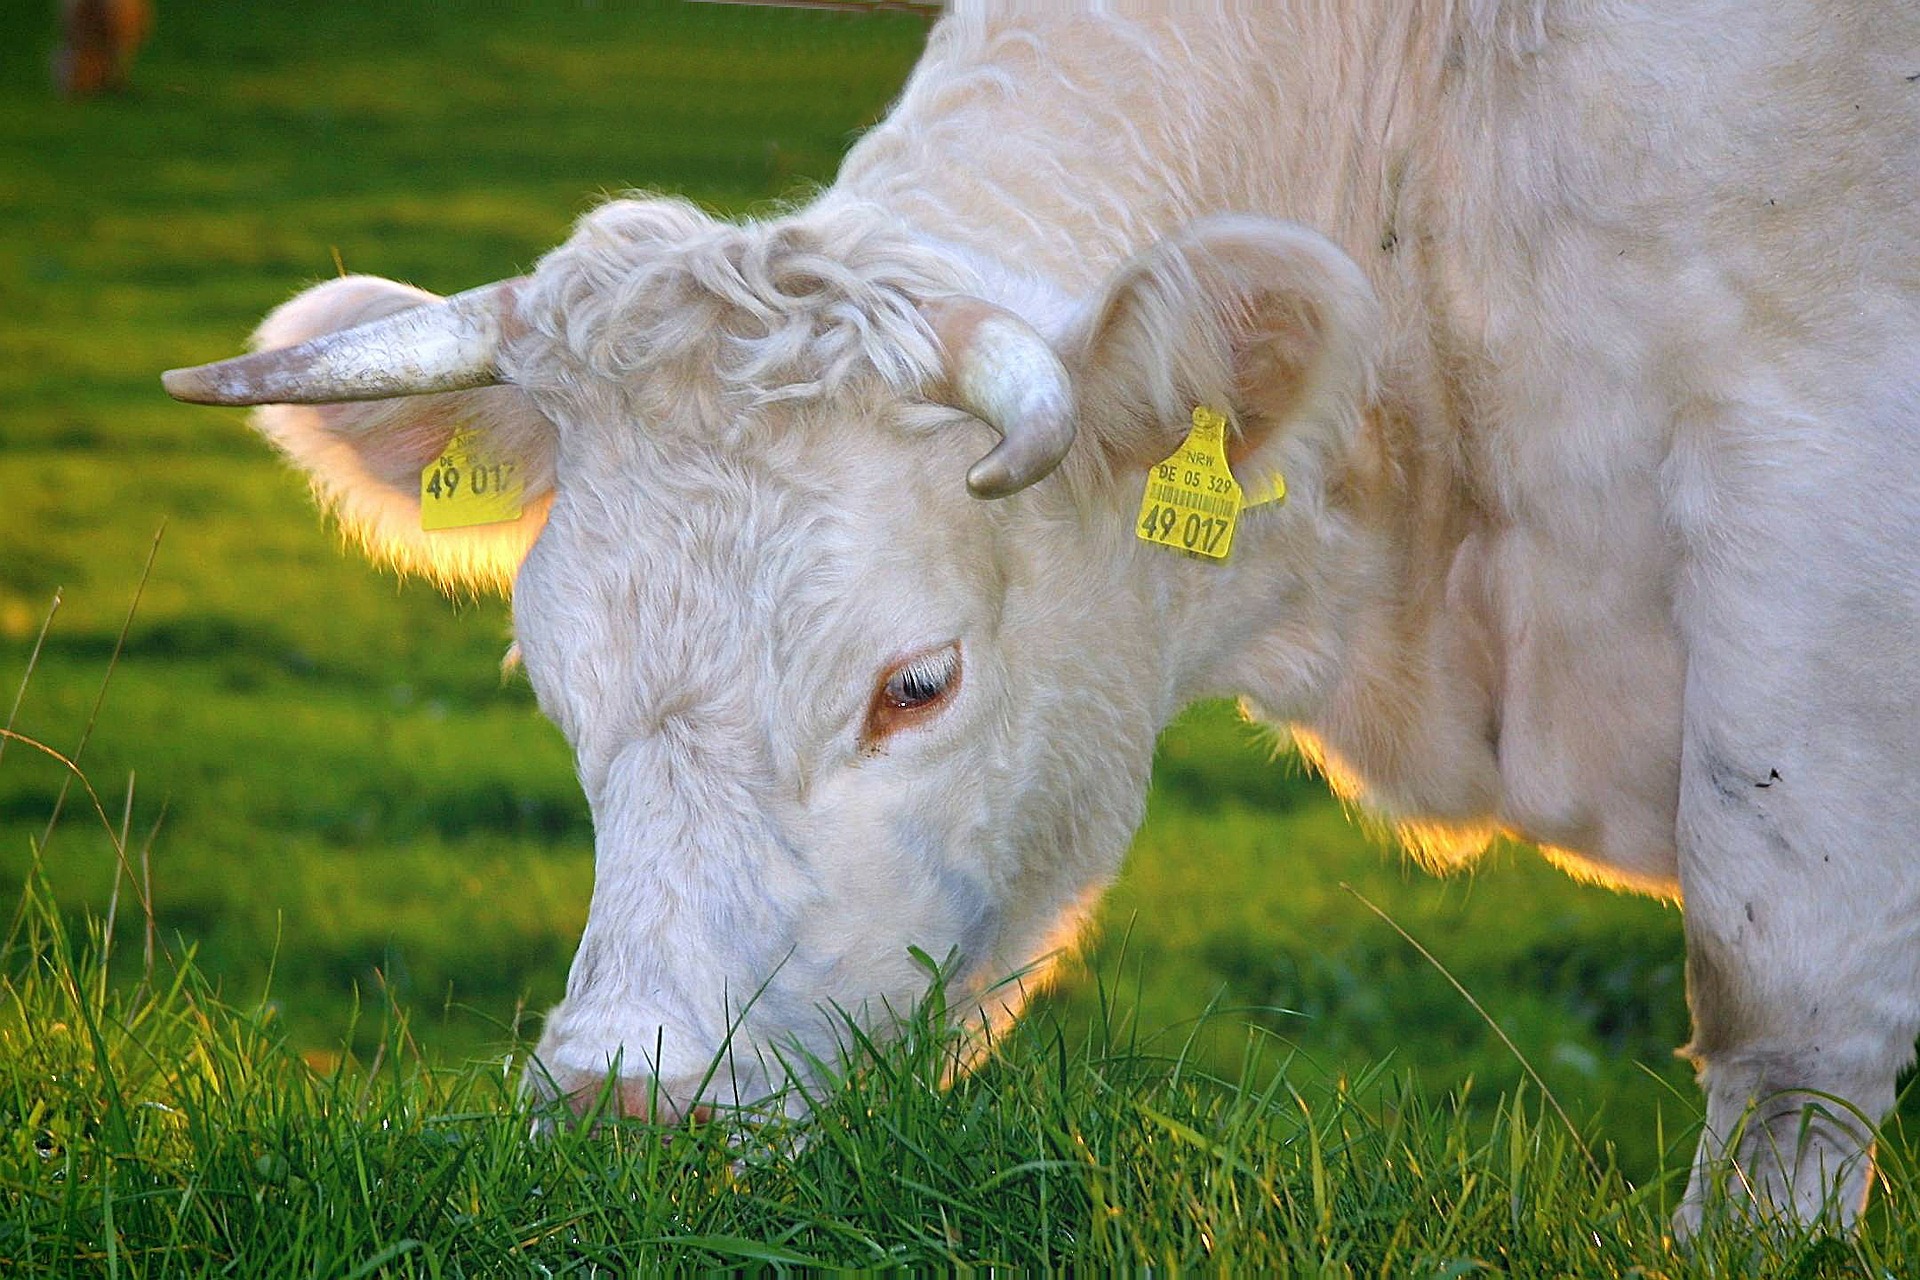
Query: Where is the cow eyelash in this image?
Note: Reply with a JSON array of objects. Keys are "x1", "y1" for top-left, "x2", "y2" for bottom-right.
[
  {"x1": 885, "y1": 647, "x2": 960, "y2": 709},
  {"x1": 863, "y1": 643, "x2": 962, "y2": 749}
]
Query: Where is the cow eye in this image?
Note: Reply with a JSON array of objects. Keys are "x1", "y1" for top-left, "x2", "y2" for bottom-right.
[
  {"x1": 885, "y1": 646, "x2": 959, "y2": 708},
  {"x1": 864, "y1": 643, "x2": 961, "y2": 747}
]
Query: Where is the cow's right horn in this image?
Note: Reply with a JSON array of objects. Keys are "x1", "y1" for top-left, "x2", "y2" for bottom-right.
[
  {"x1": 162, "y1": 279, "x2": 523, "y2": 406},
  {"x1": 923, "y1": 298, "x2": 1076, "y2": 499}
]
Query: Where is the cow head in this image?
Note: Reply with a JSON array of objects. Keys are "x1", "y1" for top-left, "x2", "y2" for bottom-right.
[{"x1": 166, "y1": 197, "x2": 1377, "y2": 1121}]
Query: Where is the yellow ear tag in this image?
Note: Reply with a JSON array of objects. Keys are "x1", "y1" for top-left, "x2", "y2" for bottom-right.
[
  {"x1": 1245, "y1": 469, "x2": 1287, "y2": 509},
  {"x1": 420, "y1": 426, "x2": 525, "y2": 531},
  {"x1": 1136, "y1": 405, "x2": 1278, "y2": 560}
]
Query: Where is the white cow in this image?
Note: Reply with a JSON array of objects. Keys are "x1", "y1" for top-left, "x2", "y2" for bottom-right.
[{"x1": 165, "y1": 3, "x2": 1920, "y2": 1235}]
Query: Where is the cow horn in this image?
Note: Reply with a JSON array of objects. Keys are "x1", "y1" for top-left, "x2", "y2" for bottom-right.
[
  {"x1": 923, "y1": 298, "x2": 1076, "y2": 499},
  {"x1": 161, "y1": 279, "x2": 524, "y2": 406}
]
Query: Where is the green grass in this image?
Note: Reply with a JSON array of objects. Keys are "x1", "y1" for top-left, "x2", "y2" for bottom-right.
[
  {"x1": 3, "y1": 1, "x2": 1916, "y2": 1269},
  {"x1": 2, "y1": 866, "x2": 1906, "y2": 1274}
]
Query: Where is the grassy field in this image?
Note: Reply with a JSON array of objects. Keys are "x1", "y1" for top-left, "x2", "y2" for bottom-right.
[
  {"x1": 5, "y1": 878, "x2": 1906, "y2": 1275},
  {"x1": 1, "y1": 1, "x2": 1913, "y2": 1269}
]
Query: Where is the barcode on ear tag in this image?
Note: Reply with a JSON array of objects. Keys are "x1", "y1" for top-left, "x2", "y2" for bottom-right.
[{"x1": 420, "y1": 426, "x2": 524, "y2": 531}]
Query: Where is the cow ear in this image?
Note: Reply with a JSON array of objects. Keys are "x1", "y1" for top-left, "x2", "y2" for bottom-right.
[
  {"x1": 1070, "y1": 215, "x2": 1377, "y2": 492},
  {"x1": 249, "y1": 276, "x2": 557, "y2": 594}
]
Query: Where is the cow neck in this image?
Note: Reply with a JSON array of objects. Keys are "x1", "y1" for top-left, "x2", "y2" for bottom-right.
[{"x1": 1278, "y1": 328, "x2": 1510, "y2": 857}]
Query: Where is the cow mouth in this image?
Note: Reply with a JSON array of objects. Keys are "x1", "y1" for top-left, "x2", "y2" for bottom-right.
[{"x1": 519, "y1": 1051, "x2": 811, "y2": 1136}]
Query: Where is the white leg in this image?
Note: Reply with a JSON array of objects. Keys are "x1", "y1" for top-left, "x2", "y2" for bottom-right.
[
  {"x1": 1670, "y1": 481, "x2": 1920, "y2": 1233},
  {"x1": 1670, "y1": 668, "x2": 1920, "y2": 1232}
]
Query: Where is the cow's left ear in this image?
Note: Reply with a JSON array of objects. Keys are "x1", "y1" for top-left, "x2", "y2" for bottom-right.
[
  {"x1": 247, "y1": 276, "x2": 558, "y2": 595},
  {"x1": 1068, "y1": 215, "x2": 1378, "y2": 489}
]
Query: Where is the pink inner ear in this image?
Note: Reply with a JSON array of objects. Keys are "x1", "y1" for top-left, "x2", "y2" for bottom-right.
[
  {"x1": 1224, "y1": 425, "x2": 1259, "y2": 471},
  {"x1": 1227, "y1": 289, "x2": 1328, "y2": 442},
  {"x1": 248, "y1": 274, "x2": 545, "y2": 494},
  {"x1": 259, "y1": 388, "x2": 502, "y2": 498},
  {"x1": 334, "y1": 392, "x2": 490, "y2": 492},
  {"x1": 254, "y1": 390, "x2": 555, "y2": 594},
  {"x1": 1076, "y1": 215, "x2": 1376, "y2": 478},
  {"x1": 242, "y1": 276, "x2": 558, "y2": 593},
  {"x1": 389, "y1": 413, "x2": 463, "y2": 487}
]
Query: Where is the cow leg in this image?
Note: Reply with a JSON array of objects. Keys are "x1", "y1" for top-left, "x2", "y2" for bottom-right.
[
  {"x1": 1673, "y1": 713, "x2": 1920, "y2": 1236},
  {"x1": 1670, "y1": 517, "x2": 1920, "y2": 1235},
  {"x1": 1675, "y1": 879, "x2": 1901, "y2": 1237}
]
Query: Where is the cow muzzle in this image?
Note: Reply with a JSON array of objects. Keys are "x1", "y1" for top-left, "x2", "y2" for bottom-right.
[{"x1": 524, "y1": 1062, "x2": 717, "y2": 1128}]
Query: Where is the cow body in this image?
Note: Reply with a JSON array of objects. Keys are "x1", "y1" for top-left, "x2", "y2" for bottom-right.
[{"x1": 169, "y1": 2, "x2": 1920, "y2": 1234}]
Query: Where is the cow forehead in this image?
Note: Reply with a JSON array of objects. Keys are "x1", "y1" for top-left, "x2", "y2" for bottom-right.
[
  {"x1": 503, "y1": 197, "x2": 1018, "y2": 766},
  {"x1": 518, "y1": 414, "x2": 1007, "y2": 775},
  {"x1": 508, "y1": 196, "x2": 962, "y2": 428}
]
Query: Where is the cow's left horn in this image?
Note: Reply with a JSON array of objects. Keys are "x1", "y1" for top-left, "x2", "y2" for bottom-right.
[
  {"x1": 923, "y1": 298, "x2": 1075, "y2": 499},
  {"x1": 162, "y1": 279, "x2": 523, "y2": 406}
]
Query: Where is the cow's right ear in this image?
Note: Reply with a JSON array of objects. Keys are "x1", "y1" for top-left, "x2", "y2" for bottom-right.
[
  {"x1": 1067, "y1": 215, "x2": 1378, "y2": 495},
  {"x1": 248, "y1": 276, "x2": 557, "y2": 594}
]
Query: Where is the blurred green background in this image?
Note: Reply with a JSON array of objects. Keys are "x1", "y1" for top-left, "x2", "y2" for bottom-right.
[{"x1": 2, "y1": 0, "x2": 1717, "y2": 1176}]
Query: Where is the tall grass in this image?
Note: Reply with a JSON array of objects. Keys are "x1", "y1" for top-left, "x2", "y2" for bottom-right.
[{"x1": 4, "y1": 845, "x2": 1907, "y2": 1274}]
